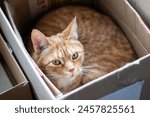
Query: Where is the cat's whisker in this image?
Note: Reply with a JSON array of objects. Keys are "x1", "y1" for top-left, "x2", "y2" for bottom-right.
[
  {"x1": 81, "y1": 66, "x2": 100, "y2": 75},
  {"x1": 81, "y1": 65, "x2": 99, "y2": 69},
  {"x1": 82, "y1": 51, "x2": 90, "y2": 55},
  {"x1": 82, "y1": 70, "x2": 99, "y2": 75},
  {"x1": 81, "y1": 71, "x2": 97, "y2": 77},
  {"x1": 82, "y1": 66, "x2": 99, "y2": 71}
]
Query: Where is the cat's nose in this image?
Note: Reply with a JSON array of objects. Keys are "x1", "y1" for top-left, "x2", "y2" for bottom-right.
[{"x1": 69, "y1": 68, "x2": 74, "y2": 73}]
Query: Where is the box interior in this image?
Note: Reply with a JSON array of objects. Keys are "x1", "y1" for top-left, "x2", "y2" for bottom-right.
[
  {"x1": 4, "y1": 0, "x2": 150, "y2": 57},
  {"x1": 2, "y1": 0, "x2": 150, "y2": 99}
]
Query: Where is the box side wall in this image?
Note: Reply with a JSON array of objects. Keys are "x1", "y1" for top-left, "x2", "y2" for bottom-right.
[
  {"x1": 0, "y1": 8, "x2": 56, "y2": 100},
  {"x1": 0, "y1": 34, "x2": 33, "y2": 99}
]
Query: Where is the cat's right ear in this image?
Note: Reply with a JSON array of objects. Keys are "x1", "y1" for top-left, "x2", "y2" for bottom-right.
[
  {"x1": 62, "y1": 16, "x2": 78, "y2": 40},
  {"x1": 31, "y1": 29, "x2": 48, "y2": 53}
]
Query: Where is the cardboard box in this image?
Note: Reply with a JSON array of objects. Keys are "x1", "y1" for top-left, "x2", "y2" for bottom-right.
[
  {"x1": 128, "y1": 0, "x2": 150, "y2": 28},
  {"x1": 0, "y1": 34, "x2": 33, "y2": 99},
  {"x1": 1, "y1": 0, "x2": 150, "y2": 99}
]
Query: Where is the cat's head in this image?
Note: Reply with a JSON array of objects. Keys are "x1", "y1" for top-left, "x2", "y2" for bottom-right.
[{"x1": 31, "y1": 17, "x2": 84, "y2": 79}]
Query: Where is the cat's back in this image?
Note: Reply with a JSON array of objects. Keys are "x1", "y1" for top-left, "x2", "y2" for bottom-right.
[{"x1": 35, "y1": 6, "x2": 108, "y2": 36}]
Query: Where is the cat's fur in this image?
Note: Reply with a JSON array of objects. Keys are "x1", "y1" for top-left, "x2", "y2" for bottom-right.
[{"x1": 30, "y1": 6, "x2": 136, "y2": 93}]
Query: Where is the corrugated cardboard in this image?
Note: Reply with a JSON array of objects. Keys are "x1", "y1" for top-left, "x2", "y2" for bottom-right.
[
  {"x1": 1, "y1": 0, "x2": 150, "y2": 99},
  {"x1": 0, "y1": 34, "x2": 33, "y2": 99}
]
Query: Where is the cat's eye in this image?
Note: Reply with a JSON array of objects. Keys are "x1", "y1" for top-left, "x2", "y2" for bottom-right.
[
  {"x1": 52, "y1": 59, "x2": 61, "y2": 65},
  {"x1": 72, "y1": 52, "x2": 78, "y2": 60}
]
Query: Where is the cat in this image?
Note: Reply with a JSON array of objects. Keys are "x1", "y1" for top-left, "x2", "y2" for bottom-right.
[{"x1": 30, "y1": 6, "x2": 136, "y2": 93}]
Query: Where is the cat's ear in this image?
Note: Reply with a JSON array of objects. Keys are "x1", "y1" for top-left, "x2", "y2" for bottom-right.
[
  {"x1": 31, "y1": 29, "x2": 48, "y2": 53},
  {"x1": 62, "y1": 16, "x2": 78, "y2": 40}
]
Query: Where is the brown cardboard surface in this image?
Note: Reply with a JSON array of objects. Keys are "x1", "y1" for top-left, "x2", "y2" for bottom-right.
[
  {"x1": 4, "y1": 0, "x2": 30, "y2": 30},
  {"x1": 0, "y1": 34, "x2": 33, "y2": 99},
  {"x1": 1, "y1": 0, "x2": 150, "y2": 99}
]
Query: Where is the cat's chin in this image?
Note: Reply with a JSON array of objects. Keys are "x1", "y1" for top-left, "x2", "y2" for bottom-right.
[
  {"x1": 46, "y1": 73, "x2": 79, "y2": 80},
  {"x1": 62, "y1": 74, "x2": 78, "y2": 79}
]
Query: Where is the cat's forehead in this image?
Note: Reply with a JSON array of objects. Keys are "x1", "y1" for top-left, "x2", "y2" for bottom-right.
[
  {"x1": 49, "y1": 35, "x2": 62, "y2": 43},
  {"x1": 45, "y1": 35, "x2": 83, "y2": 58}
]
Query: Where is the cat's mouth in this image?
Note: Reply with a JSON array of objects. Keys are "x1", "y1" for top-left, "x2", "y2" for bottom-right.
[
  {"x1": 46, "y1": 73, "x2": 79, "y2": 79},
  {"x1": 64, "y1": 68, "x2": 81, "y2": 79},
  {"x1": 45, "y1": 66, "x2": 99, "y2": 80},
  {"x1": 46, "y1": 68, "x2": 82, "y2": 79}
]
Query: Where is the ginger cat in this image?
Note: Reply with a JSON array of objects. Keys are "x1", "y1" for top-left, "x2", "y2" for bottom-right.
[{"x1": 30, "y1": 6, "x2": 136, "y2": 93}]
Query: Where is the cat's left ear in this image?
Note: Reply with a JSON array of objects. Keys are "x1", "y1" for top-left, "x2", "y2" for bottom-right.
[
  {"x1": 62, "y1": 16, "x2": 78, "y2": 40},
  {"x1": 31, "y1": 29, "x2": 49, "y2": 53}
]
